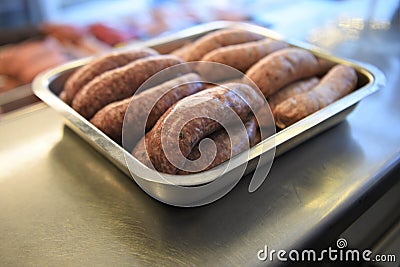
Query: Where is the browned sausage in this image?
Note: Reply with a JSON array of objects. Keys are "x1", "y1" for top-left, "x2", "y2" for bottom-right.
[
  {"x1": 274, "y1": 64, "x2": 357, "y2": 128},
  {"x1": 63, "y1": 48, "x2": 158, "y2": 104},
  {"x1": 245, "y1": 48, "x2": 321, "y2": 97},
  {"x1": 90, "y1": 73, "x2": 206, "y2": 145},
  {"x1": 268, "y1": 77, "x2": 320, "y2": 111},
  {"x1": 144, "y1": 83, "x2": 264, "y2": 174},
  {"x1": 199, "y1": 39, "x2": 289, "y2": 72},
  {"x1": 179, "y1": 29, "x2": 264, "y2": 61},
  {"x1": 72, "y1": 55, "x2": 185, "y2": 119}
]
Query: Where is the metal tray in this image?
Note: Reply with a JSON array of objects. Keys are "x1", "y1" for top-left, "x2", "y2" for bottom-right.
[{"x1": 33, "y1": 21, "x2": 385, "y2": 206}]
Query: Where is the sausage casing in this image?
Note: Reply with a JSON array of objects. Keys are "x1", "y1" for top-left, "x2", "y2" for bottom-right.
[
  {"x1": 268, "y1": 77, "x2": 320, "y2": 111},
  {"x1": 177, "y1": 116, "x2": 258, "y2": 174},
  {"x1": 200, "y1": 39, "x2": 289, "y2": 73},
  {"x1": 274, "y1": 64, "x2": 358, "y2": 128},
  {"x1": 91, "y1": 73, "x2": 206, "y2": 145},
  {"x1": 246, "y1": 48, "x2": 320, "y2": 97},
  {"x1": 72, "y1": 55, "x2": 185, "y2": 119},
  {"x1": 144, "y1": 83, "x2": 264, "y2": 174},
  {"x1": 63, "y1": 48, "x2": 158, "y2": 104},
  {"x1": 179, "y1": 29, "x2": 264, "y2": 61}
]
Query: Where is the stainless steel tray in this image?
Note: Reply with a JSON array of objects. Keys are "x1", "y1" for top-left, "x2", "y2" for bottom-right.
[{"x1": 33, "y1": 21, "x2": 385, "y2": 206}]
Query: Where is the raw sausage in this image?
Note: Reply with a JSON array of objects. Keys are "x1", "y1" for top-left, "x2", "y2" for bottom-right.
[
  {"x1": 246, "y1": 48, "x2": 320, "y2": 97},
  {"x1": 274, "y1": 64, "x2": 357, "y2": 128},
  {"x1": 177, "y1": 116, "x2": 258, "y2": 174},
  {"x1": 90, "y1": 73, "x2": 206, "y2": 145},
  {"x1": 144, "y1": 82, "x2": 264, "y2": 174},
  {"x1": 200, "y1": 39, "x2": 289, "y2": 72},
  {"x1": 63, "y1": 48, "x2": 158, "y2": 104},
  {"x1": 268, "y1": 77, "x2": 319, "y2": 111},
  {"x1": 178, "y1": 29, "x2": 264, "y2": 61},
  {"x1": 72, "y1": 55, "x2": 185, "y2": 119}
]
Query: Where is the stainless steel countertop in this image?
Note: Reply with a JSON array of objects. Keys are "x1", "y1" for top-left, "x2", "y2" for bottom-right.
[{"x1": 1, "y1": 20, "x2": 399, "y2": 267}]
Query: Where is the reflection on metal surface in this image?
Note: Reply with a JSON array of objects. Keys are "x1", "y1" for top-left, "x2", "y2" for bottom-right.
[
  {"x1": 0, "y1": 84, "x2": 42, "y2": 115},
  {"x1": 0, "y1": 102, "x2": 47, "y2": 122},
  {"x1": 0, "y1": 131, "x2": 58, "y2": 178},
  {"x1": 338, "y1": 17, "x2": 366, "y2": 31},
  {"x1": 308, "y1": 0, "x2": 397, "y2": 50}
]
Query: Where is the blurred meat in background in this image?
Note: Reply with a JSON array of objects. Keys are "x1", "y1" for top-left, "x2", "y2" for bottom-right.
[
  {"x1": 0, "y1": 0, "x2": 254, "y2": 93},
  {"x1": 0, "y1": 0, "x2": 398, "y2": 93}
]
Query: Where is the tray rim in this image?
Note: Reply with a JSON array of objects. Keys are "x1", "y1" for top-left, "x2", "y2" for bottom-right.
[{"x1": 32, "y1": 21, "x2": 386, "y2": 187}]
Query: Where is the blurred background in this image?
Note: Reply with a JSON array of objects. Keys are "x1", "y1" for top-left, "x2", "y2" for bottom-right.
[
  {"x1": 1, "y1": 0, "x2": 399, "y2": 40},
  {"x1": 0, "y1": 0, "x2": 398, "y2": 100}
]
